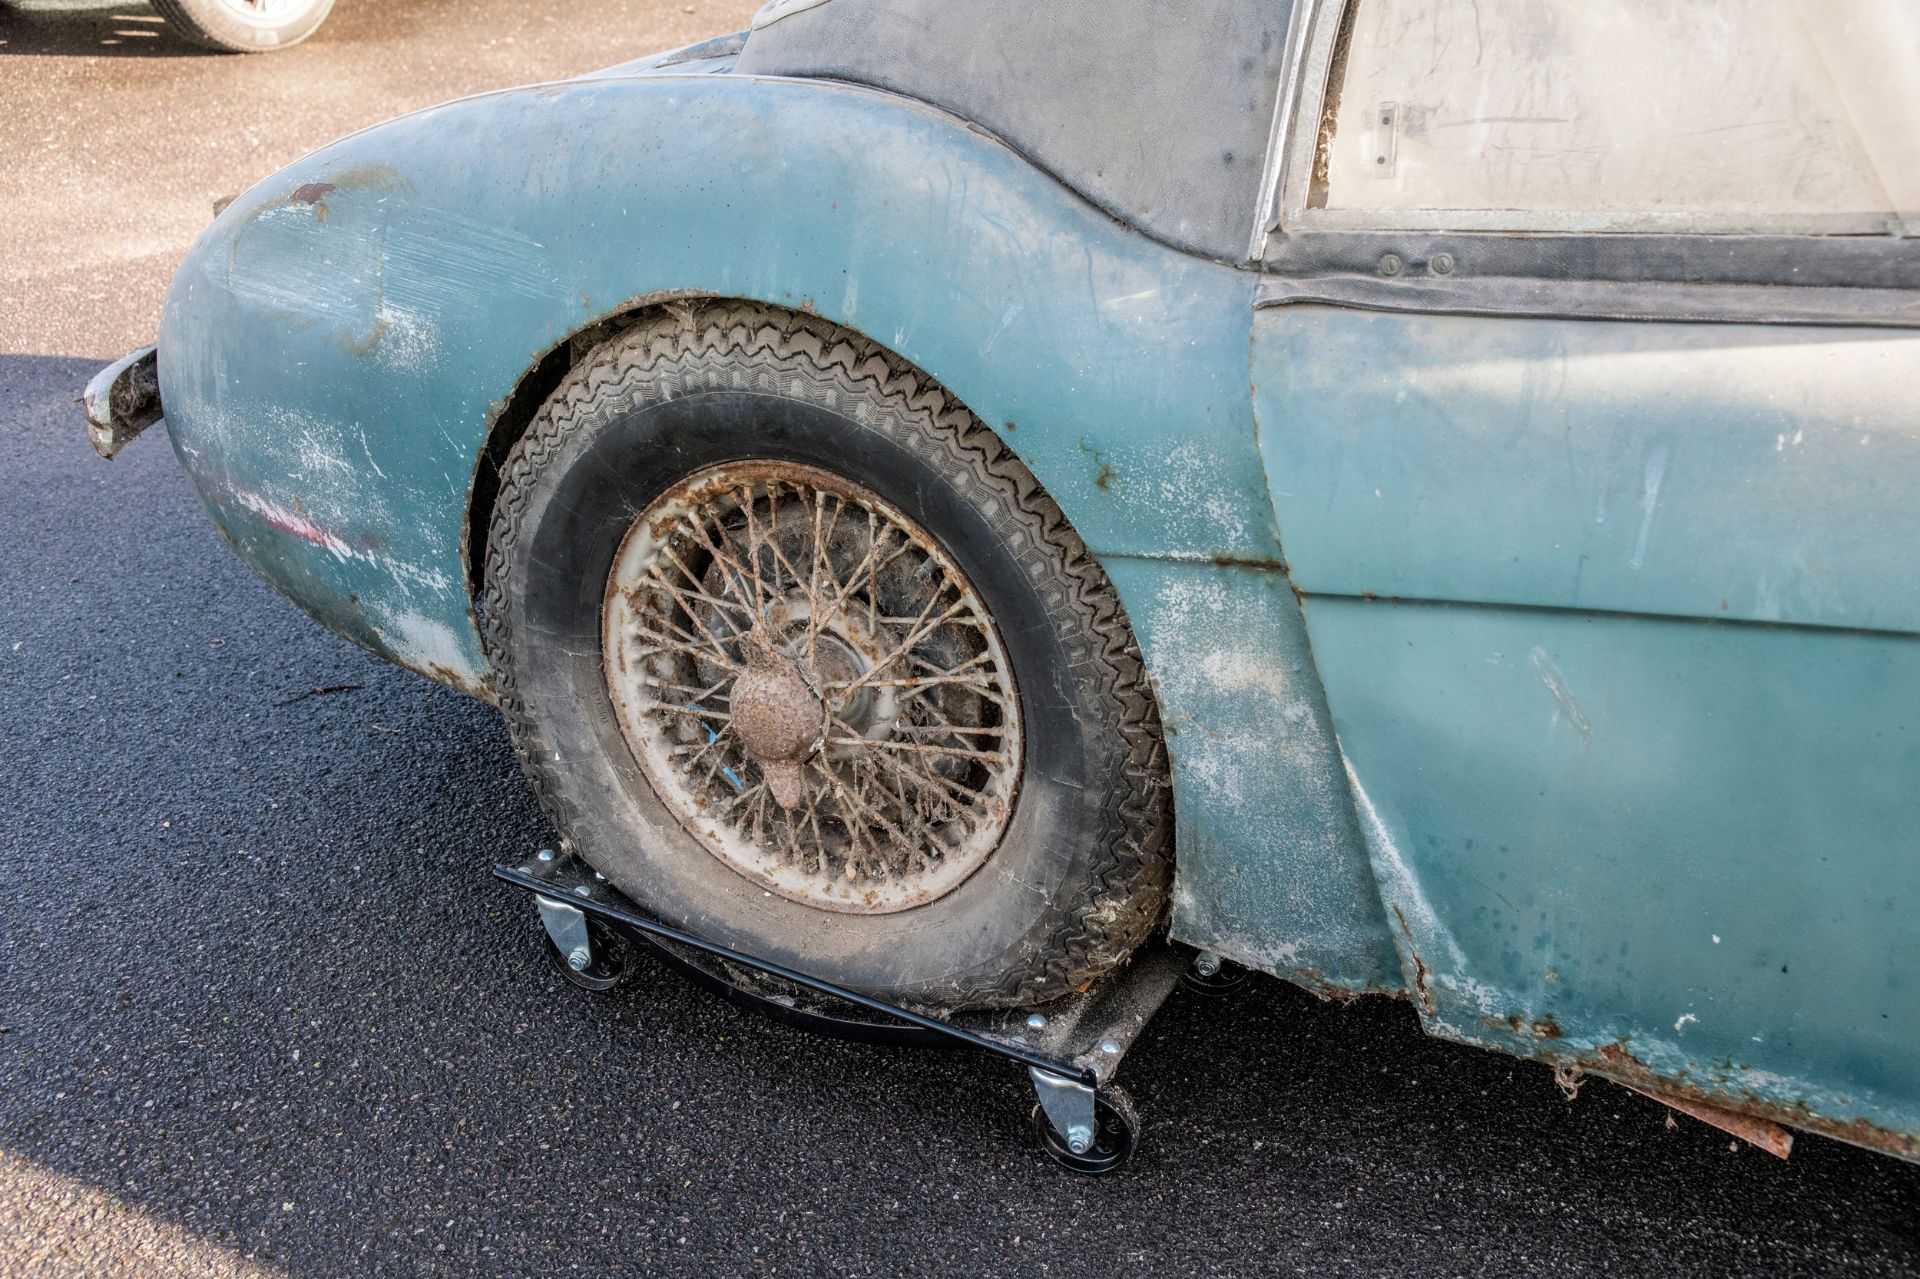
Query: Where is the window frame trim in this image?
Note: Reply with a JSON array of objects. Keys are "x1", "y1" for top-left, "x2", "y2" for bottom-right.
[{"x1": 1256, "y1": 0, "x2": 1916, "y2": 249}]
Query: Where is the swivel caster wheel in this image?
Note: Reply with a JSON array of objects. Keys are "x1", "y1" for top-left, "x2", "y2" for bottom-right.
[
  {"x1": 535, "y1": 893, "x2": 632, "y2": 993},
  {"x1": 1030, "y1": 1083, "x2": 1139, "y2": 1175},
  {"x1": 545, "y1": 917, "x2": 632, "y2": 993},
  {"x1": 1180, "y1": 951, "x2": 1250, "y2": 998}
]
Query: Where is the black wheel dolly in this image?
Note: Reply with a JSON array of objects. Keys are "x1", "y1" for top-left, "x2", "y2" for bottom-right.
[{"x1": 496, "y1": 850, "x2": 1241, "y2": 1173}]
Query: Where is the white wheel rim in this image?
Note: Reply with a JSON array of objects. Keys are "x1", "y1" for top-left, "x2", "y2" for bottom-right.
[
  {"x1": 215, "y1": 0, "x2": 321, "y2": 25},
  {"x1": 601, "y1": 462, "x2": 1023, "y2": 914}
]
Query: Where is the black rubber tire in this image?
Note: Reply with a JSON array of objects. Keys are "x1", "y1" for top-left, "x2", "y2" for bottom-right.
[
  {"x1": 151, "y1": 0, "x2": 334, "y2": 52},
  {"x1": 483, "y1": 302, "x2": 1171, "y2": 1010}
]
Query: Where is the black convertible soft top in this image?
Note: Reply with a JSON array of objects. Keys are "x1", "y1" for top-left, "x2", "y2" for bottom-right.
[{"x1": 737, "y1": 0, "x2": 1295, "y2": 263}]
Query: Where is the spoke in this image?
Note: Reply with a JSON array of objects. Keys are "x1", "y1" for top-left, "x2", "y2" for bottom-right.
[
  {"x1": 686, "y1": 506, "x2": 763, "y2": 615},
  {"x1": 633, "y1": 564, "x2": 753, "y2": 622},
  {"x1": 744, "y1": 482, "x2": 802, "y2": 603},
  {"x1": 848, "y1": 748, "x2": 952, "y2": 856},
  {"x1": 840, "y1": 594, "x2": 970, "y2": 694},
  {"x1": 722, "y1": 778, "x2": 767, "y2": 813},
  {"x1": 646, "y1": 703, "x2": 732, "y2": 725},
  {"x1": 829, "y1": 714, "x2": 983, "y2": 810},
  {"x1": 850, "y1": 735, "x2": 982, "y2": 816},
  {"x1": 646, "y1": 565, "x2": 745, "y2": 661},
  {"x1": 802, "y1": 491, "x2": 847, "y2": 665},
  {"x1": 827, "y1": 669, "x2": 996, "y2": 692},
  {"x1": 815, "y1": 758, "x2": 913, "y2": 855},
  {"x1": 609, "y1": 467, "x2": 1020, "y2": 907},
  {"x1": 629, "y1": 622, "x2": 740, "y2": 672},
  {"x1": 888, "y1": 720, "x2": 1008, "y2": 739},
  {"x1": 658, "y1": 543, "x2": 749, "y2": 622},
  {"x1": 638, "y1": 675, "x2": 732, "y2": 702},
  {"x1": 827, "y1": 736, "x2": 1006, "y2": 763}
]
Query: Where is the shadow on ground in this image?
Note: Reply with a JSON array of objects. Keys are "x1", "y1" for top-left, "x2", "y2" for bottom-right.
[
  {"x1": 1, "y1": 352, "x2": 1915, "y2": 1276},
  {"x1": 0, "y1": 3, "x2": 211, "y2": 57}
]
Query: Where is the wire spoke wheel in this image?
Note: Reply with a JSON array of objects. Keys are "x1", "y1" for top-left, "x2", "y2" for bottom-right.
[{"x1": 602, "y1": 461, "x2": 1023, "y2": 913}]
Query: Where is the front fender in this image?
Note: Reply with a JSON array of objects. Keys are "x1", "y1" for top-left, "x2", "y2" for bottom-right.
[
  {"x1": 159, "y1": 72, "x2": 1274, "y2": 695},
  {"x1": 160, "y1": 69, "x2": 1405, "y2": 998}
]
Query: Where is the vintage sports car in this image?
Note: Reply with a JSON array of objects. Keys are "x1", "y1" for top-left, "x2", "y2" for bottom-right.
[{"x1": 87, "y1": 0, "x2": 1919, "y2": 1167}]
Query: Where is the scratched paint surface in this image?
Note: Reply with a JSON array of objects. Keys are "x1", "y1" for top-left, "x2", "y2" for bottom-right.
[
  {"x1": 159, "y1": 72, "x2": 1276, "y2": 692},
  {"x1": 1253, "y1": 307, "x2": 1920, "y2": 632},
  {"x1": 1103, "y1": 559, "x2": 1402, "y2": 995},
  {"x1": 154, "y1": 68, "x2": 1388, "y2": 988},
  {"x1": 1253, "y1": 306, "x2": 1920, "y2": 1153},
  {"x1": 1305, "y1": 599, "x2": 1920, "y2": 1148},
  {"x1": 155, "y1": 53, "x2": 1920, "y2": 1153}
]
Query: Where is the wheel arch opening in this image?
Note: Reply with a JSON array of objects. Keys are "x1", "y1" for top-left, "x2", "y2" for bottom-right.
[{"x1": 461, "y1": 294, "x2": 1173, "y2": 772}]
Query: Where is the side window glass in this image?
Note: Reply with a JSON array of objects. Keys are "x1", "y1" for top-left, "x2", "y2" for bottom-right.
[{"x1": 1310, "y1": 0, "x2": 1919, "y2": 234}]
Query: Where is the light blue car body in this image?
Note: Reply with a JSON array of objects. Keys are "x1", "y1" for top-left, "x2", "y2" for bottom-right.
[{"x1": 147, "y1": 19, "x2": 1919, "y2": 1160}]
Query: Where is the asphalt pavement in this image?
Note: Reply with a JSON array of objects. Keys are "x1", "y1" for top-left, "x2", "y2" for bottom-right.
[{"x1": 3, "y1": 4, "x2": 1919, "y2": 1276}]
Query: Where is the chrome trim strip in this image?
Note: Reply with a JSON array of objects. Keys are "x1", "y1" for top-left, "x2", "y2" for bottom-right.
[{"x1": 1247, "y1": 0, "x2": 1320, "y2": 260}]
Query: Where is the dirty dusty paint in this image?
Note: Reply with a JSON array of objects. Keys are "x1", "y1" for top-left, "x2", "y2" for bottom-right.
[
  {"x1": 1101, "y1": 558, "x2": 1402, "y2": 996},
  {"x1": 159, "y1": 72, "x2": 1275, "y2": 704},
  {"x1": 1250, "y1": 304, "x2": 1920, "y2": 1157},
  {"x1": 1296, "y1": 598, "x2": 1920, "y2": 1158},
  {"x1": 1253, "y1": 306, "x2": 1920, "y2": 632},
  {"x1": 156, "y1": 69, "x2": 1343, "y2": 988}
]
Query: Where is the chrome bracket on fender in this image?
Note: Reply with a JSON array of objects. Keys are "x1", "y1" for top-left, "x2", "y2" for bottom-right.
[{"x1": 493, "y1": 851, "x2": 1202, "y2": 1172}]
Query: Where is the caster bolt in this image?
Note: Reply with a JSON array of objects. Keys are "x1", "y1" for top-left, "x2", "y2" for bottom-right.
[
  {"x1": 1195, "y1": 952, "x2": 1222, "y2": 978},
  {"x1": 536, "y1": 849, "x2": 555, "y2": 863},
  {"x1": 1066, "y1": 1124, "x2": 1094, "y2": 1154},
  {"x1": 1099, "y1": 1039, "x2": 1120, "y2": 1055},
  {"x1": 1026, "y1": 1013, "x2": 1047, "y2": 1031},
  {"x1": 567, "y1": 945, "x2": 591, "y2": 972}
]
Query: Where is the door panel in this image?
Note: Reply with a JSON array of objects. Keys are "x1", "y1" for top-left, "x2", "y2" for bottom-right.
[
  {"x1": 1253, "y1": 303, "x2": 1920, "y2": 1152},
  {"x1": 1307, "y1": 597, "x2": 1919, "y2": 1143},
  {"x1": 1255, "y1": 307, "x2": 1920, "y2": 632}
]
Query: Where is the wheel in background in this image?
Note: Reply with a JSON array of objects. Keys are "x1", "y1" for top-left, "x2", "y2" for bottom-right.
[{"x1": 151, "y1": 0, "x2": 334, "y2": 52}]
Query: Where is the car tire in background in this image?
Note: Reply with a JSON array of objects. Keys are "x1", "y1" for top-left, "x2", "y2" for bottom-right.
[
  {"x1": 150, "y1": 0, "x2": 334, "y2": 52},
  {"x1": 483, "y1": 302, "x2": 1173, "y2": 1010}
]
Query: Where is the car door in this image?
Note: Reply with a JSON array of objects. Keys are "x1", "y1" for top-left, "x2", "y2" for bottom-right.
[{"x1": 1251, "y1": 0, "x2": 1920, "y2": 1154}]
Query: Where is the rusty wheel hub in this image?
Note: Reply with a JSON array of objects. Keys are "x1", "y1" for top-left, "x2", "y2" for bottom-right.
[{"x1": 601, "y1": 462, "x2": 1022, "y2": 913}]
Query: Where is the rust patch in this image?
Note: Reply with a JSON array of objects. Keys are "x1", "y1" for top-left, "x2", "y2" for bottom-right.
[
  {"x1": 290, "y1": 181, "x2": 337, "y2": 207},
  {"x1": 1389, "y1": 905, "x2": 1434, "y2": 1014},
  {"x1": 1620, "y1": 1083, "x2": 1795, "y2": 1159},
  {"x1": 337, "y1": 313, "x2": 392, "y2": 358},
  {"x1": 1077, "y1": 437, "x2": 1116, "y2": 492},
  {"x1": 1489, "y1": 1012, "x2": 1565, "y2": 1039},
  {"x1": 1283, "y1": 966, "x2": 1377, "y2": 1004},
  {"x1": 1207, "y1": 553, "x2": 1286, "y2": 571},
  {"x1": 1575, "y1": 1042, "x2": 1917, "y2": 1163}
]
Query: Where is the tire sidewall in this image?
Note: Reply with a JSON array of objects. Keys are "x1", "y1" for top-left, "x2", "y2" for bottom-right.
[
  {"x1": 493, "y1": 369, "x2": 1125, "y2": 1005},
  {"x1": 157, "y1": 0, "x2": 334, "y2": 50}
]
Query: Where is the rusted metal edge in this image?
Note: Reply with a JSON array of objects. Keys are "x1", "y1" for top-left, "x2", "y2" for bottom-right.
[
  {"x1": 83, "y1": 346, "x2": 162, "y2": 460},
  {"x1": 1611, "y1": 1080, "x2": 1794, "y2": 1159},
  {"x1": 1575, "y1": 1042, "x2": 1915, "y2": 1163}
]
